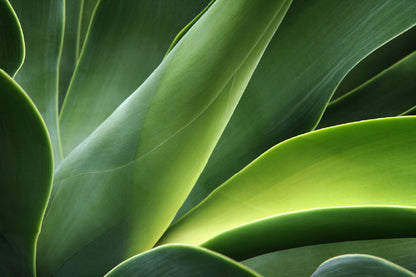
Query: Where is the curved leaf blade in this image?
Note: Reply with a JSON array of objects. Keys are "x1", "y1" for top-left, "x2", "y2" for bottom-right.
[
  {"x1": 160, "y1": 117, "x2": 416, "y2": 246},
  {"x1": 202, "y1": 206, "x2": 416, "y2": 261},
  {"x1": 318, "y1": 51, "x2": 416, "y2": 129},
  {"x1": 10, "y1": 0, "x2": 65, "y2": 164},
  {"x1": 311, "y1": 254, "x2": 415, "y2": 277},
  {"x1": 105, "y1": 244, "x2": 260, "y2": 277},
  {"x1": 37, "y1": 1, "x2": 291, "y2": 275},
  {"x1": 0, "y1": 70, "x2": 53, "y2": 276},
  {"x1": 0, "y1": 0, "x2": 24, "y2": 76},
  {"x1": 176, "y1": 0, "x2": 416, "y2": 221},
  {"x1": 243, "y1": 238, "x2": 416, "y2": 277},
  {"x1": 59, "y1": 0, "x2": 211, "y2": 155}
]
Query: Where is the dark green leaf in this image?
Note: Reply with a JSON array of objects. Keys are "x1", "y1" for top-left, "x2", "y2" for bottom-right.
[
  {"x1": 0, "y1": 70, "x2": 53, "y2": 276},
  {"x1": 105, "y1": 244, "x2": 260, "y2": 277}
]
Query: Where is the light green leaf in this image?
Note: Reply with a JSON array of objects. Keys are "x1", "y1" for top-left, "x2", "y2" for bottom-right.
[
  {"x1": 105, "y1": 244, "x2": 260, "y2": 277},
  {"x1": 77, "y1": 0, "x2": 99, "y2": 57},
  {"x1": 10, "y1": 0, "x2": 64, "y2": 164},
  {"x1": 311, "y1": 254, "x2": 415, "y2": 277},
  {"x1": 59, "y1": 0, "x2": 211, "y2": 156},
  {"x1": 37, "y1": 1, "x2": 292, "y2": 275},
  {"x1": 160, "y1": 117, "x2": 416, "y2": 246},
  {"x1": 332, "y1": 25, "x2": 416, "y2": 100},
  {"x1": 318, "y1": 51, "x2": 416, "y2": 129},
  {"x1": 58, "y1": 0, "x2": 83, "y2": 109},
  {"x1": 175, "y1": 0, "x2": 416, "y2": 221},
  {"x1": 201, "y1": 206, "x2": 416, "y2": 261},
  {"x1": 243, "y1": 238, "x2": 416, "y2": 277},
  {"x1": 0, "y1": 70, "x2": 53, "y2": 276},
  {"x1": 0, "y1": 0, "x2": 24, "y2": 76}
]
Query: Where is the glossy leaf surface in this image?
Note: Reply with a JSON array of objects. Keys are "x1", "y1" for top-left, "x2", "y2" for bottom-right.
[
  {"x1": 176, "y1": 0, "x2": 416, "y2": 220},
  {"x1": 105, "y1": 244, "x2": 260, "y2": 277},
  {"x1": 0, "y1": 0, "x2": 24, "y2": 76},
  {"x1": 0, "y1": 70, "x2": 53, "y2": 276},
  {"x1": 311, "y1": 254, "x2": 415, "y2": 277},
  {"x1": 160, "y1": 117, "x2": 416, "y2": 245},
  {"x1": 37, "y1": 1, "x2": 291, "y2": 275}
]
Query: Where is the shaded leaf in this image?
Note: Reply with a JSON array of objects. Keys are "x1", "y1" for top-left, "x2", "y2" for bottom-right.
[
  {"x1": 105, "y1": 244, "x2": 260, "y2": 277},
  {"x1": 59, "y1": 0, "x2": 211, "y2": 155},
  {"x1": 0, "y1": 0, "x2": 24, "y2": 76},
  {"x1": 0, "y1": 70, "x2": 53, "y2": 276},
  {"x1": 311, "y1": 254, "x2": 415, "y2": 277},
  {"x1": 160, "y1": 117, "x2": 416, "y2": 246},
  {"x1": 243, "y1": 238, "x2": 416, "y2": 277},
  {"x1": 37, "y1": 1, "x2": 292, "y2": 275},
  {"x1": 318, "y1": 51, "x2": 416, "y2": 129},
  {"x1": 10, "y1": 0, "x2": 65, "y2": 164},
  {"x1": 175, "y1": 0, "x2": 416, "y2": 221}
]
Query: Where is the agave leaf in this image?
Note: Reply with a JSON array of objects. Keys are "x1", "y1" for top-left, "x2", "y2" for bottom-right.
[
  {"x1": 59, "y1": 0, "x2": 211, "y2": 156},
  {"x1": 58, "y1": 0, "x2": 83, "y2": 109},
  {"x1": 175, "y1": 0, "x2": 416, "y2": 220},
  {"x1": 332, "y1": 26, "x2": 416, "y2": 100},
  {"x1": 243, "y1": 238, "x2": 416, "y2": 277},
  {"x1": 201, "y1": 206, "x2": 416, "y2": 261},
  {"x1": 311, "y1": 254, "x2": 415, "y2": 277},
  {"x1": 105, "y1": 244, "x2": 260, "y2": 277},
  {"x1": 160, "y1": 117, "x2": 416, "y2": 245},
  {"x1": 0, "y1": 70, "x2": 53, "y2": 276},
  {"x1": 10, "y1": 0, "x2": 64, "y2": 164},
  {"x1": 37, "y1": 1, "x2": 292, "y2": 275},
  {"x1": 318, "y1": 51, "x2": 416, "y2": 129},
  {"x1": 0, "y1": 0, "x2": 24, "y2": 76},
  {"x1": 78, "y1": 0, "x2": 99, "y2": 57}
]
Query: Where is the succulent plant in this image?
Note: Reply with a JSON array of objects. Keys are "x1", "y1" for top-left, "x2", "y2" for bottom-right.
[{"x1": 1, "y1": 0, "x2": 416, "y2": 276}]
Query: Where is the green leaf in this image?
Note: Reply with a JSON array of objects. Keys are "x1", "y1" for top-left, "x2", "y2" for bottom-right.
[
  {"x1": 59, "y1": 0, "x2": 211, "y2": 156},
  {"x1": 201, "y1": 206, "x2": 416, "y2": 261},
  {"x1": 311, "y1": 254, "x2": 415, "y2": 277},
  {"x1": 332, "y1": 25, "x2": 416, "y2": 100},
  {"x1": 10, "y1": 0, "x2": 65, "y2": 164},
  {"x1": 105, "y1": 244, "x2": 260, "y2": 277},
  {"x1": 0, "y1": 70, "x2": 53, "y2": 276},
  {"x1": 37, "y1": 1, "x2": 292, "y2": 275},
  {"x1": 0, "y1": 0, "x2": 24, "y2": 76},
  {"x1": 77, "y1": 0, "x2": 99, "y2": 57},
  {"x1": 318, "y1": 51, "x2": 416, "y2": 129},
  {"x1": 58, "y1": 0, "x2": 83, "y2": 110},
  {"x1": 175, "y1": 0, "x2": 416, "y2": 221},
  {"x1": 160, "y1": 117, "x2": 416, "y2": 246},
  {"x1": 242, "y1": 238, "x2": 416, "y2": 277}
]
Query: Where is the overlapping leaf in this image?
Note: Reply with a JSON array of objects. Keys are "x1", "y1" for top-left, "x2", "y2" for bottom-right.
[
  {"x1": 160, "y1": 117, "x2": 416, "y2": 246},
  {"x1": 175, "y1": 0, "x2": 416, "y2": 220},
  {"x1": 105, "y1": 244, "x2": 260, "y2": 277},
  {"x1": 0, "y1": 70, "x2": 53, "y2": 276},
  {"x1": 37, "y1": 1, "x2": 292, "y2": 275}
]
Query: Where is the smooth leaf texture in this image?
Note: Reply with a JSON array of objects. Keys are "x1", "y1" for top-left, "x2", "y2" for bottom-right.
[
  {"x1": 58, "y1": 0, "x2": 82, "y2": 109},
  {"x1": 0, "y1": 70, "x2": 52, "y2": 276},
  {"x1": 37, "y1": 1, "x2": 292, "y2": 276},
  {"x1": 332, "y1": 25, "x2": 416, "y2": 100},
  {"x1": 77, "y1": 0, "x2": 99, "y2": 57},
  {"x1": 311, "y1": 254, "x2": 415, "y2": 277},
  {"x1": 318, "y1": 51, "x2": 416, "y2": 129},
  {"x1": 105, "y1": 244, "x2": 260, "y2": 277},
  {"x1": 0, "y1": 0, "x2": 24, "y2": 76},
  {"x1": 10, "y1": 0, "x2": 64, "y2": 164},
  {"x1": 160, "y1": 117, "x2": 416, "y2": 246},
  {"x1": 175, "y1": 0, "x2": 416, "y2": 220},
  {"x1": 243, "y1": 238, "x2": 416, "y2": 277},
  {"x1": 201, "y1": 206, "x2": 416, "y2": 261},
  {"x1": 59, "y1": 0, "x2": 211, "y2": 156}
]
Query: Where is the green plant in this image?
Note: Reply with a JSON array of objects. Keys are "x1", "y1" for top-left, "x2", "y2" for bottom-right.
[{"x1": 1, "y1": 0, "x2": 416, "y2": 276}]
